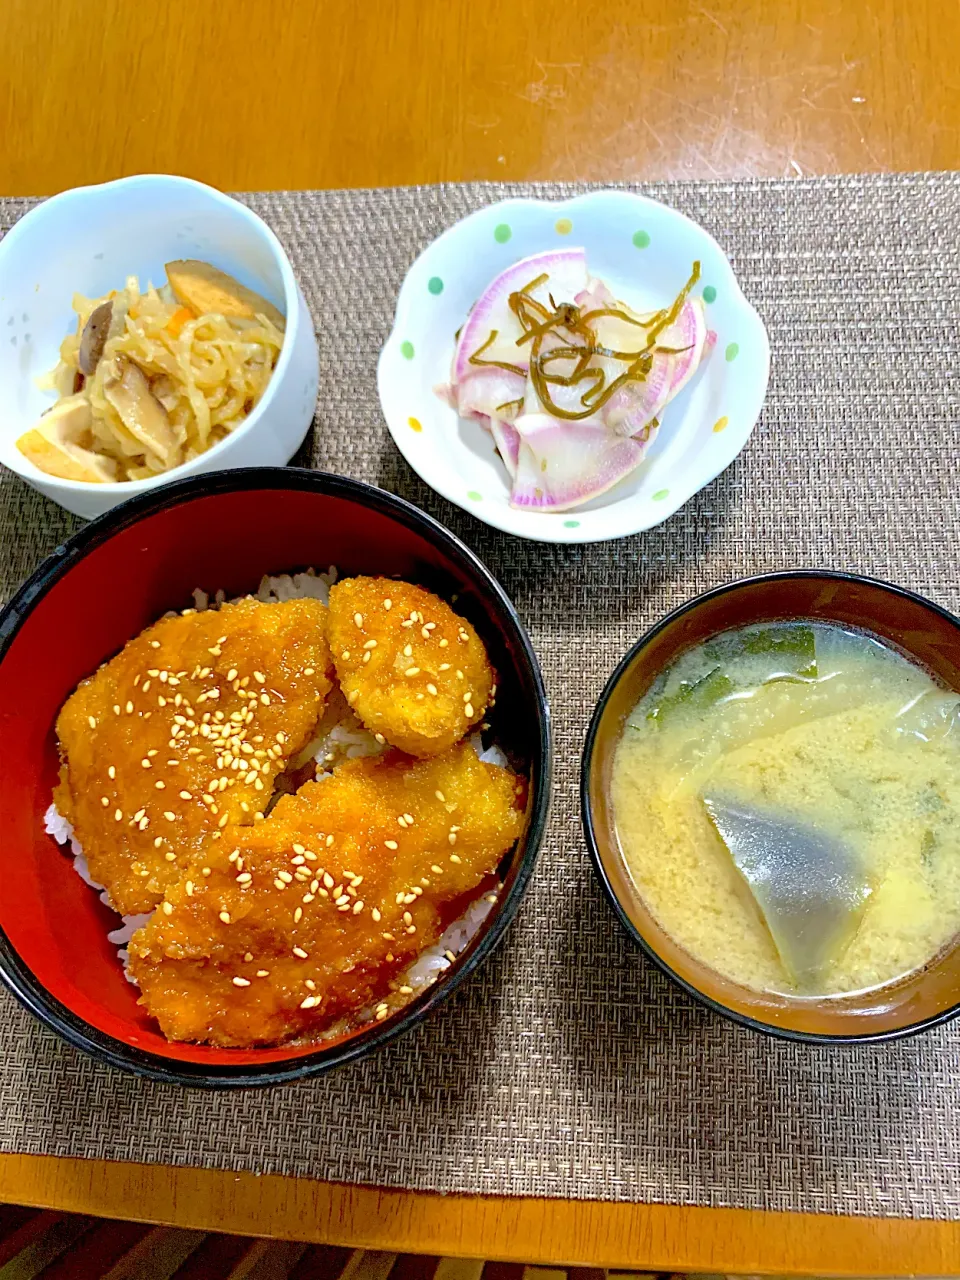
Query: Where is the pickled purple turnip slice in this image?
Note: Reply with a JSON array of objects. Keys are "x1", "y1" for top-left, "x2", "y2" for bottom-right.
[
  {"x1": 490, "y1": 418, "x2": 522, "y2": 478},
  {"x1": 510, "y1": 414, "x2": 648, "y2": 512},
  {"x1": 452, "y1": 248, "x2": 588, "y2": 383}
]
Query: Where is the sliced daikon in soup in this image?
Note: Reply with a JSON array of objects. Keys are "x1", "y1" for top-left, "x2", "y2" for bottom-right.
[{"x1": 703, "y1": 792, "x2": 873, "y2": 989}]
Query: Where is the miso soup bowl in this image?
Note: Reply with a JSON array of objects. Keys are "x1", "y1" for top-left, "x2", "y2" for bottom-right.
[
  {"x1": 0, "y1": 467, "x2": 550, "y2": 1087},
  {"x1": 582, "y1": 570, "x2": 960, "y2": 1044}
]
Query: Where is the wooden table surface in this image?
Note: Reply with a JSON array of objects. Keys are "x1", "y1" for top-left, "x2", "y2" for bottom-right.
[{"x1": 2, "y1": 1, "x2": 959, "y2": 1273}]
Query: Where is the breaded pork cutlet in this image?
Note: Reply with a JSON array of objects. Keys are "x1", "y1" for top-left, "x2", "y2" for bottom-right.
[
  {"x1": 328, "y1": 577, "x2": 495, "y2": 757},
  {"x1": 55, "y1": 597, "x2": 334, "y2": 915},
  {"x1": 127, "y1": 744, "x2": 524, "y2": 1046}
]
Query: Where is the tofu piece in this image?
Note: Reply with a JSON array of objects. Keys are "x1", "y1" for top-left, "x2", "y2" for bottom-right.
[
  {"x1": 165, "y1": 260, "x2": 285, "y2": 329},
  {"x1": 15, "y1": 394, "x2": 117, "y2": 483},
  {"x1": 128, "y1": 744, "x2": 524, "y2": 1046},
  {"x1": 54, "y1": 596, "x2": 334, "y2": 915},
  {"x1": 327, "y1": 577, "x2": 495, "y2": 757}
]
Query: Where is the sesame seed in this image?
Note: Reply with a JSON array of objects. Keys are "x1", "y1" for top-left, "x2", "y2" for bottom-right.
[
  {"x1": 325, "y1": 835, "x2": 334, "y2": 847},
  {"x1": 274, "y1": 878, "x2": 286, "y2": 891},
  {"x1": 399, "y1": 985, "x2": 413, "y2": 995},
  {"x1": 448, "y1": 832, "x2": 457, "y2": 845},
  {"x1": 141, "y1": 758, "x2": 151, "y2": 769},
  {"x1": 347, "y1": 690, "x2": 359, "y2": 704},
  {"x1": 138, "y1": 816, "x2": 150, "y2": 830},
  {"x1": 354, "y1": 612, "x2": 363, "y2": 627},
  {"x1": 404, "y1": 666, "x2": 420, "y2": 677},
  {"x1": 372, "y1": 907, "x2": 382, "y2": 922},
  {"x1": 125, "y1": 701, "x2": 134, "y2": 714},
  {"x1": 164, "y1": 810, "x2": 176, "y2": 821},
  {"x1": 363, "y1": 639, "x2": 377, "y2": 650},
  {"x1": 219, "y1": 911, "x2": 231, "y2": 924},
  {"x1": 150, "y1": 639, "x2": 161, "y2": 649},
  {"x1": 257, "y1": 970, "x2": 269, "y2": 978},
  {"x1": 406, "y1": 925, "x2": 417, "y2": 935},
  {"x1": 253, "y1": 671, "x2": 265, "y2": 683},
  {"x1": 100, "y1": 796, "x2": 109, "y2": 807},
  {"x1": 384, "y1": 839, "x2": 398, "y2": 850},
  {"x1": 113, "y1": 704, "x2": 120, "y2": 715},
  {"x1": 431, "y1": 864, "x2": 443, "y2": 874},
  {"x1": 162, "y1": 902, "x2": 173, "y2": 915},
  {"x1": 427, "y1": 684, "x2": 438, "y2": 696},
  {"x1": 236, "y1": 872, "x2": 252, "y2": 884},
  {"x1": 402, "y1": 911, "x2": 413, "y2": 925},
  {"x1": 445, "y1": 949, "x2": 457, "y2": 962},
  {"x1": 179, "y1": 790, "x2": 192, "y2": 801},
  {"x1": 435, "y1": 791, "x2": 445, "y2": 803},
  {"x1": 450, "y1": 853, "x2": 462, "y2": 864},
  {"x1": 165, "y1": 851, "x2": 176, "y2": 861},
  {"x1": 154, "y1": 836, "x2": 163, "y2": 848},
  {"x1": 485, "y1": 894, "x2": 497, "y2": 904},
  {"x1": 186, "y1": 881, "x2": 194, "y2": 895},
  {"x1": 232, "y1": 976, "x2": 250, "y2": 987},
  {"x1": 465, "y1": 704, "x2": 474, "y2": 717},
  {"x1": 293, "y1": 946, "x2": 308, "y2": 959},
  {"x1": 384, "y1": 598, "x2": 392, "y2": 609},
  {"x1": 353, "y1": 900, "x2": 364, "y2": 914},
  {"x1": 374, "y1": 733, "x2": 386, "y2": 744},
  {"x1": 300, "y1": 995, "x2": 318, "y2": 1009},
  {"x1": 114, "y1": 808, "x2": 123, "y2": 822},
  {"x1": 87, "y1": 715, "x2": 97, "y2": 729},
  {"x1": 294, "y1": 907, "x2": 303, "y2": 923}
]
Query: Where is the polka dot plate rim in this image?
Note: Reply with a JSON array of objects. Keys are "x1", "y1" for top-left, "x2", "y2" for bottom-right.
[{"x1": 377, "y1": 190, "x2": 770, "y2": 544}]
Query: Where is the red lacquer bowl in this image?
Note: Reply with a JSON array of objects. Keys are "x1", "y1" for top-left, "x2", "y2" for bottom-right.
[{"x1": 0, "y1": 468, "x2": 550, "y2": 1087}]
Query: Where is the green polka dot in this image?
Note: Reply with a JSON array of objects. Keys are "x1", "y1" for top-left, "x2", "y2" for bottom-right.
[
  {"x1": 494, "y1": 224, "x2": 512, "y2": 244},
  {"x1": 725, "y1": 342, "x2": 740, "y2": 362},
  {"x1": 427, "y1": 276, "x2": 444, "y2": 295},
  {"x1": 702, "y1": 285, "x2": 717, "y2": 304},
  {"x1": 467, "y1": 490, "x2": 483, "y2": 501},
  {"x1": 400, "y1": 340, "x2": 415, "y2": 360},
  {"x1": 632, "y1": 230, "x2": 651, "y2": 249},
  {"x1": 563, "y1": 519, "x2": 580, "y2": 528},
  {"x1": 652, "y1": 488, "x2": 670, "y2": 501}
]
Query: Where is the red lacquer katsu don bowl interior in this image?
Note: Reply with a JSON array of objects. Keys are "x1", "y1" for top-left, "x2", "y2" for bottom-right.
[{"x1": 0, "y1": 468, "x2": 550, "y2": 1087}]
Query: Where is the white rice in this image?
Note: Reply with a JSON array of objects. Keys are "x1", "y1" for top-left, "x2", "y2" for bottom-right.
[{"x1": 47, "y1": 568, "x2": 509, "y2": 1010}]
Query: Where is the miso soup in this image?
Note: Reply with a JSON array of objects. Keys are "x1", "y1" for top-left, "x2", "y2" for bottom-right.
[{"x1": 611, "y1": 622, "x2": 960, "y2": 997}]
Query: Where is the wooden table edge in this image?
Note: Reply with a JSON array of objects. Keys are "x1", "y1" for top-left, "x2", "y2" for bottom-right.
[{"x1": 0, "y1": 1154, "x2": 956, "y2": 1275}]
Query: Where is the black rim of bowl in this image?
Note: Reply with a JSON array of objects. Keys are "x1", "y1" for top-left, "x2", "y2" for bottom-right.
[
  {"x1": 0, "y1": 466, "x2": 552, "y2": 1088},
  {"x1": 581, "y1": 568, "x2": 960, "y2": 1046}
]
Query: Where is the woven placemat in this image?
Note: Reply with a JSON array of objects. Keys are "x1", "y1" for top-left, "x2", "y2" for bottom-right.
[{"x1": 1, "y1": 174, "x2": 959, "y2": 1219}]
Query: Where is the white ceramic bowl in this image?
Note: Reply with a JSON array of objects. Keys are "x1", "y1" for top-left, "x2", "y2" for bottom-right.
[
  {"x1": 378, "y1": 191, "x2": 770, "y2": 543},
  {"x1": 0, "y1": 175, "x2": 319, "y2": 519}
]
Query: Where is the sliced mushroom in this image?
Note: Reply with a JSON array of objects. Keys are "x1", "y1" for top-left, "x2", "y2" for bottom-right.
[
  {"x1": 165, "y1": 259, "x2": 285, "y2": 328},
  {"x1": 101, "y1": 356, "x2": 179, "y2": 465},
  {"x1": 78, "y1": 299, "x2": 114, "y2": 376},
  {"x1": 16, "y1": 394, "x2": 117, "y2": 483}
]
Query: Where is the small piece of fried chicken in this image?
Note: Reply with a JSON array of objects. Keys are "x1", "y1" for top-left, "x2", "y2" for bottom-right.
[
  {"x1": 127, "y1": 744, "x2": 524, "y2": 1047},
  {"x1": 327, "y1": 577, "x2": 495, "y2": 757},
  {"x1": 54, "y1": 597, "x2": 334, "y2": 916}
]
